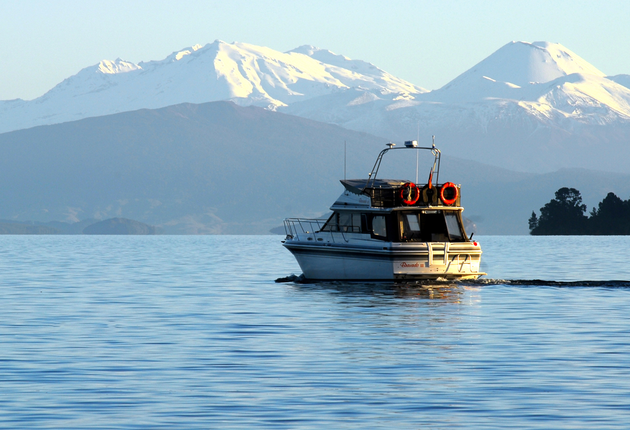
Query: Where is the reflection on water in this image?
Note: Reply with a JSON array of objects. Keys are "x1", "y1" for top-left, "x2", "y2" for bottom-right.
[{"x1": 291, "y1": 280, "x2": 478, "y2": 303}]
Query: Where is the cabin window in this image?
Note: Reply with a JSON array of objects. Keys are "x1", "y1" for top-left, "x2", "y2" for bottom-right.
[
  {"x1": 321, "y1": 211, "x2": 364, "y2": 233},
  {"x1": 406, "y1": 214, "x2": 421, "y2": 231},
  {"x1": 339, "y1": 212, "x2": 362, "y2": 232},
  {"x1": 399, "y1": 212, "x2": 422, "y2": 241},
  {"x1": 445, "y1": 212, "x2": 464, "y2": 241},
  {"x1": 320, "y1": 212, "x2": 339, "y2": 231},
  {"x1": 396, "y1": 210, "x2": 466, "y2": 242},
  {"x1": 371, "y1": 215, "x2": 387, "y2": 239}
]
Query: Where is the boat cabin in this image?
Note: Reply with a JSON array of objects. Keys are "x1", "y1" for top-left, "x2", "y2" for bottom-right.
[
  {"x1": 320, "y1": 207, "x2": 467, "y2": 243},
  {"x1": 316, "y1": 169, "x2": 470, "y2": 244}
]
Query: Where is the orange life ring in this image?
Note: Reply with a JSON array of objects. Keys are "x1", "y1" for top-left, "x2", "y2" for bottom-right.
[
  {"x1": 400, "y1": 182, "x2": 420, "y2": 205},
  {"x1": 440, "y1": 182, "x2": 458, "y2": 205}
]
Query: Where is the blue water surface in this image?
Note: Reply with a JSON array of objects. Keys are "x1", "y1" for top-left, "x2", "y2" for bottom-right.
[{"x1": 0, "y1": 235, "x2": 629, "y2": 429}]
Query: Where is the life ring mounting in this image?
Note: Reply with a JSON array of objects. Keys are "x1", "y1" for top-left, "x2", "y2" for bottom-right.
[{"x1": 400, "y1": 182, "x2": 420, "y2": 205}]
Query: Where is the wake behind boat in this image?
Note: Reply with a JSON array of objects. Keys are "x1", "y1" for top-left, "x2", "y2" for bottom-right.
[{"x1": 282, "y1": 140, "x2": 485, "y2": 281}]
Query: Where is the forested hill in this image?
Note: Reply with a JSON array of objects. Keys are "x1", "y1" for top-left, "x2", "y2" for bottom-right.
[{"x1": 529, "y1": 188, "x2": 630, "y2": 235}]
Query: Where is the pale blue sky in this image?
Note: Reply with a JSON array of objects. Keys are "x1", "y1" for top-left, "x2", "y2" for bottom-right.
[{"x1": 2, "y1": 0, "x2": 629, "y2": 100}]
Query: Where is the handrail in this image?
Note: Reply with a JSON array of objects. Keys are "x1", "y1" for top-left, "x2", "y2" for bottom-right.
[
  {"x1": 283, "y1": 217, "x2": 360, "y2": 244},
  {"x1": 365, "y1": 143, "x2": 442, "y2": 189},
  {"x1": 283, "y1": 218, "x2": 328, "y2": 241}
]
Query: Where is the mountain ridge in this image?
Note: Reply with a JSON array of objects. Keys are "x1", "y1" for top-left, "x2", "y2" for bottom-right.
[
  {"x1": 1, "y1": 100, "x2": 629, "y2": 234},
  {"x1": 0, "y1": 40, "x2": 424, "y2": 134},
  {"x1": 2, "y1": 40, "x2": 630, "y2": 174}
]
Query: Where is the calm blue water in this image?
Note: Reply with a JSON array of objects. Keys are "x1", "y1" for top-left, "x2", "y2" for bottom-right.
[{"x1": 1, "y1": 235, "x2": 629, "y2": 429}]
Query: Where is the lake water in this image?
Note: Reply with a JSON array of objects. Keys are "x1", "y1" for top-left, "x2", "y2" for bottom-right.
[{"x1": 1, "y1": 235, "x2": 629, "y2": 429}]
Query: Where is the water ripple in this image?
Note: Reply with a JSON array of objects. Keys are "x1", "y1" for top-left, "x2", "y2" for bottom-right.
[{"x1": 1, "y1": 235, "x2": 630, "y2": 428}]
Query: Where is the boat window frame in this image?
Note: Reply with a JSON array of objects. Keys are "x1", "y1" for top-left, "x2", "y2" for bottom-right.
[
  {"x1": 320, "y1": 212, "x2": 339, "y2": 232},
  {"x1": 444, "y1": 211, "x2": 465, "y2": 242},
  {"x1": 320, "y1": 211, "x2": 367, "y2": 234},
  {"x1": 395, "y1": 209, "x2": 467, "y2": 243},
  {"x1": 398, "y1": 211, "x2": 423, "y2": 242},
  {"x1": 369, "y1": 214, "x2": 389, "y2": 240}
]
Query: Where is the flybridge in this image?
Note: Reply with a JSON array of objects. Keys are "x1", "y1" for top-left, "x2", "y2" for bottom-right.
[{"x1": 342, "y1": 140, "x2": 462, "y2": 209}]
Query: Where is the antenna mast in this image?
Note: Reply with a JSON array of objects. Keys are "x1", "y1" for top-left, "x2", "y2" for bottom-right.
[
  {"x1": 415, "y1": 146, "x2": 419, "y2": 184},
  {"x1": 344, "y1": 141, "x2": 347, "y2": 180}
]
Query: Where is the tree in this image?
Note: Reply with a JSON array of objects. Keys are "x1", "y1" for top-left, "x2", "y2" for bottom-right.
[
  {"x1": 528, "y1": 211, "x2": 538, "y2": 231},
  {"x1": 588, "y1": 192, "x2": 630, "y2": 235},
  {"x1": 530, "y1": 187, "x2": 588, "y2": 235}
]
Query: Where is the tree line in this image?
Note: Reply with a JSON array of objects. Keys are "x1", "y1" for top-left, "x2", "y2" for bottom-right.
[{"x1": 529, "y1": 187, "x2": 630, "y2": 235}]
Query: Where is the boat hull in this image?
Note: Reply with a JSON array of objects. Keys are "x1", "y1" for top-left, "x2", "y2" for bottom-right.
[{"x1": 284, "y1": 242, "x2": 484, "y2": 281}]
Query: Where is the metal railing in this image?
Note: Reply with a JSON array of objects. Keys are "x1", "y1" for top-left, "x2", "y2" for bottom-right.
[
  {"x1": 283, "y1": 218, "x2": 327, "y2": 238},
  {"x1": 283, "y1": 218, "x2": 355, "y2": 243},
  {"x1": 365, "y1": 142, "x2": 442, "y2": 189}
]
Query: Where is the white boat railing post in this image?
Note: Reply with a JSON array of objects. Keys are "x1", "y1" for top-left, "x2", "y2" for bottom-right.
[
  {"x1": 283, "y1": 219, "x2": 293, "y2": 237},
  {"x1": 459, "y1": 254, "x2": 470, "y2": 273},
  {"x1": 298, "y1": 219, "x2": 314, "y2": 241},
  {"x1": 443, "y1": 243, "x2": 449, "y2": 266}
]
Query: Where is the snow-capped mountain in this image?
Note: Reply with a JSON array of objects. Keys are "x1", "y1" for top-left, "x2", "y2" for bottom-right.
[
  {"x1": 431, "y1": 41, "x2": 606, "y2": 100},
  {"x1": 414, "y1": 41, "x2": 630, "y2": 124},
  {"x1": 286, "y1": 41, "x2": 630, "y2": 124},
  {"x1": 0, "y1": 40, "x2": 424, "y2": 134},
  {"x1": 283, "y1": 41, "x2": 630, "y2": 172},
  {"x1": 2, "y1": 40, "x2": 630, "y2": 173}
]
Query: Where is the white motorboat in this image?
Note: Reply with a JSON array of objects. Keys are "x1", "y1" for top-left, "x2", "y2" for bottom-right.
[{"x1": 282, "y1": 140, "x2": 485, "y2": 281}]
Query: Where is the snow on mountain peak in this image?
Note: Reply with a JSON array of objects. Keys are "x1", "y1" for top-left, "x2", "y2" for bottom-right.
[
  {"x1": 289, "y1": 45, "x2": 351, "y2": 63},
  {"x1": 173, "y1": 44, "x2": 203, "y2": 61},
  {"x1": 141, "y1": 43, "x2": 210, "y2": 67},
  {"x1": 441, "y1": 41, "x2": 604, "y2": 91},
  {"x1": 288, "y1": 45, "x2": 426, "y2": 95},
  {"x1": 96, "y1": 59, "x2": 141, "y2": 74},
  {"x1": 0, "y1": 40, "x2": 424, "y2": 133},
  {"x1": 289, "y1": 45, "x2": 321, "y2": 57},
  {"x1": 424, "y1": 40, "x2": 610, "y2": 105}
]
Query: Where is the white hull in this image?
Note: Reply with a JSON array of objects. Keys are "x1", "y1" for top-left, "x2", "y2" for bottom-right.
[{"x1": 284, "y1": 241, "x2": 483, "y2": 281}]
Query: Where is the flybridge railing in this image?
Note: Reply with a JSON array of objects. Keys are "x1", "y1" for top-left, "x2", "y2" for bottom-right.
[{"x1": 365, "y1": 141, "x2": 441, "y2": 189}]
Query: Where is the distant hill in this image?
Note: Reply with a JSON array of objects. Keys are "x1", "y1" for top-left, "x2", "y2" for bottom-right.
[
  {"x1": 0, "y1": 222, "x2": 59, "y2": 234},
  {"x1": 44, "y1": 219, "x2": 98, "y2": 234},
  {"x1": 0, "y1": 218, "x2": 154, "y2": 234},
  {"x1": 1, "y1": 101, "x2": 629, "y2": 235},
  {"x1": 83, "y1": 218, "x2": 157, "y2": 235},
  {"x1": 0, "y1": 101, "x2": 385, "y2": 234}
]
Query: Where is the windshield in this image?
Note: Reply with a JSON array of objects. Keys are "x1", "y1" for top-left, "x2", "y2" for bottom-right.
[{"x1": 398, "y1": 210, "x2": 466, "y2": 242}]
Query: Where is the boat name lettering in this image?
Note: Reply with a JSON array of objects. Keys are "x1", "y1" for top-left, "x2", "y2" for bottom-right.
[{"x1": 400, "y1": 262, "x2": 420, "y2": 268}]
